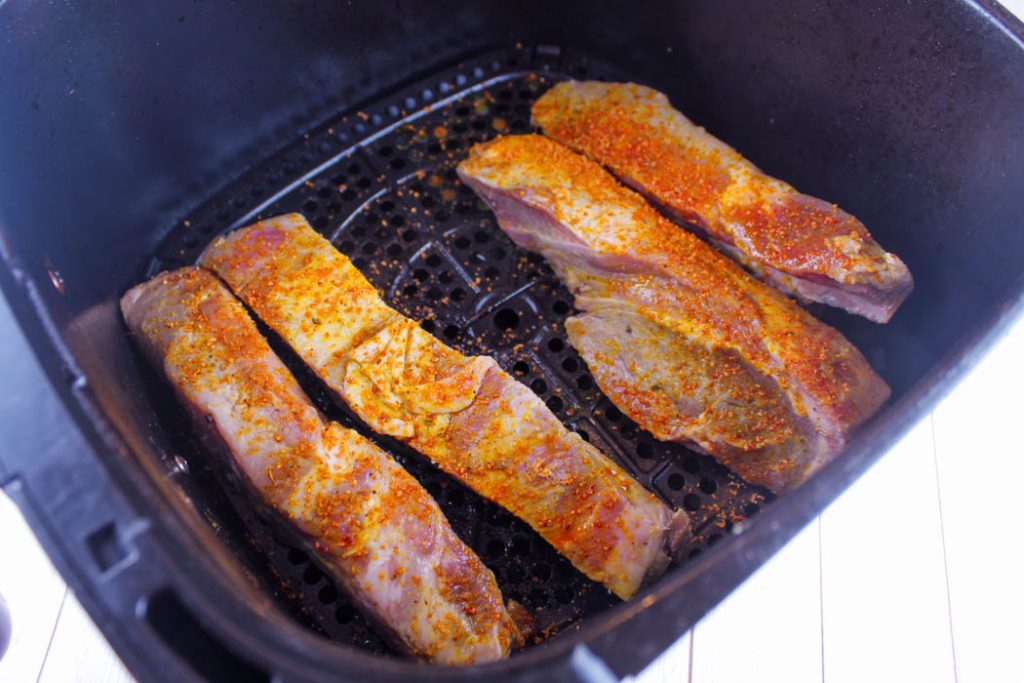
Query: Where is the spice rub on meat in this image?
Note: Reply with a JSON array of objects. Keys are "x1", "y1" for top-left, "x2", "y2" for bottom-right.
[
  {"x1": 202, "y1": 215, "x2": 688, "y2": 600},
  {"x1": 121, "y1": 267, "x2": 518, "y2": 664},
  {"x1": 533, "y1": 81, "x2": 913, "y2": 323},
  {"x1": 458, "y1": 134, "x2": 891, "y2": 493}
]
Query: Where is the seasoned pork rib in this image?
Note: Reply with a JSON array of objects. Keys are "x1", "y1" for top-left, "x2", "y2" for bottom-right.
[
  {"x1": 201, "y1": 215, "x2": 688, "y2": 600},
  {"x1": 121, "y1": 267, "x2": 517, "y2": 664},
  {"x1": 533, "y1": 81, "x2": 913, "y2": 323},
  {"x1": 458, "y1": 135, "x2": 891, "y2": 493}
]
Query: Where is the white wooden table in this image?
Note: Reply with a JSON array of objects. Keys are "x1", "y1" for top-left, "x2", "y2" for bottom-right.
[{"x1": 2, "y1": 4, "x2": 1023, "y2": 679}]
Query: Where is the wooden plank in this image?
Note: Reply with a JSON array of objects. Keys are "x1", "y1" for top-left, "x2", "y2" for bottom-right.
[
  {"x1": 686, "y1": 519, "x2": 823, "y2": 683},
  {"x1": 932, "y1": 315, "x2": 1024, "y2": 683},
  {"x1": 820, "y1": 417, "x2": 955, "y2": 683},
  {"x1": 37, "y1": 591, "x2": 134, "y2": 683},
  {"x1": 0, "y1": 493, "x2": 69, "y2": 683}
]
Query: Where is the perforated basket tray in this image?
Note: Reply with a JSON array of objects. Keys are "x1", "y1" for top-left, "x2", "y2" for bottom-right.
[{"x1": 146, "y1": 45, "x2": 773, "y2": 654}]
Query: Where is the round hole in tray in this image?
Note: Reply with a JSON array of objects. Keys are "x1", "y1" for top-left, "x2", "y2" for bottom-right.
[
  {"x1": 682, "y1": 454, "x2": 702, "y2": 474},
  {"x1": 547, "y1": 338, "x2": 565, "y2": 353},
  {"x1": 484, "y1": 266, "x2": 500, "y2": 279},
  {"x1": 530, "y1": 378, "x2": 547, "y2": 395},
  {"x1": 512, "y1": 361, "x2": 529, "y2": 376},
  {"x1": 667, "y1": 473, "x2": 685, "y2": 491},
  {"x1": 387, "y1": 243, "x2": 402, "y2": 257},
  {"x1": 546, "y1": 396, "x2": 563, "y2": 413},
  {"x1": 474, "y1": 229, "x2": 491, "y2": 243},
  {"x1": 493, "y1": 308, "x2": 519, "y2": 331},
  {"x1": 492, "y1": 246, "x2": 507, "y2": 260},
  {"x1": 380, "y1": 200, "x2": 395, "y2": 212},
  {"x1": 620, "y1": 423, "x2": 636, "y2": 439},
  {"x1": 699, "y1": 478, "x2": 718, "y2": 495},
  {"x1": 438, "y1": 270, "x2": 454, "y2": 284},
  {"x1": 575, "y1": 427, "x2": 590, "y2": 442},
  {"x1": 605, "y1": 405, "x2": 622, "y2": 422},
  {"x1": 389, "y1": 214, "x2": 405, "y2": 227},
  {"x1": 425, "y1": 253, "x2": 442, "y2": 268},
  {"x1": 402, "y1": 229, "x2": 418, "y2": 242},
  {"x1": 427, "y1": 286, "x2": 442, "y2": 300},
  {"x1": 576, "y1": 375, "x2": 593, "y2": 390},
  {"x1": 361, "y1": 242, "x2": 377, "y2": 255},
  {"x1": 318, "y1": 585, "x2": 338, "y2": 604},
  {"x1": 413, "y1": 268, "x2": 429, "y2": 281},
  {"x1": 636, "y1": 440, "x2": 654, "y2": 459},
  {"x1": 451, "y1": 288, "x2": 466, "y2": 302},
  {"x1": 454, "y1": 235, "x2": 471, "y2": 249},
  {"x1": 553, "y1": 300, "x2": 570, "y2": 315},
  {"x1": 420, "y1": 319, "x2": 435, "y2": 334},
  {"x1": 303, "y1": 565, "x2": 323, "y2": 585},
  {"x1": 302, "y1": 199, "x2": 318, "y2": 213},
  {"x1": 443, "y1": 324, "x2": 460, "y2": 340},
  {"x1": 561, "y1": 357, "x2": 579, "y2": 373},
  {"x1": 403, "y1": 284, "x2": 418, "y2": 297},
  {"x1": 335, "y1": 604, "x2": 356, "y2": 624},
  {"x1": 682, "y1": 493, "x2": 702, "y2": 511},
  {"x1": 390, "y1": 158, "x2": 406, "y2": 170}
]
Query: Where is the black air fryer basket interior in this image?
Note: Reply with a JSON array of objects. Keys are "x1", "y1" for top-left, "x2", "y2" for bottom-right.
[{"x1": 1, "y1": 2, "x2": 1023, "y2": 682}]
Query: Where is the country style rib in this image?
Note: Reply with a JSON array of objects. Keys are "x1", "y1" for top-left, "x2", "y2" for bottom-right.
[
  {"x1": 201, "y1": 215, "x2": 688, "y2": 600},
  {"x1": 533, "y1": 81, "x2": 913, "y2": 323},
  {"x1": 458, "y1": 134, "x2": 891, "y2": 493},
  {"x1": 121, "y1": 267, "x2": 517, "y2": 664}
]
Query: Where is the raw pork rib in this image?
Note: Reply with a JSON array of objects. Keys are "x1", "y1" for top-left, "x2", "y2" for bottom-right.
[
  {"x1": 201, "y1": 215, "x2": 688, "y2": 600},
  {"x1": 458, "y1": 135, "x2": 891, "y2": 493},
  {"x1": 533, "y1": 81, "x2": 913, "y2": 323},
  {"x1": 121, "y1": 267, "x2": 517, "y2": 664}
]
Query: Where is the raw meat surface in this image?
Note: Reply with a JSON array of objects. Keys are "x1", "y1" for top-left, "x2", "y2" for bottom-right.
[
  {"x1": 458, "y1": 135, "x2": 891, "y2": 493},
  {"x1": 121, "y1": 267, "x2": 517, "y2": 664},
  {"x1": 533, "y1": 81, "x2": 913, "y2": 323},
  {"x1": 202, "y1": 215, "x2": 688, "y2": 599}
]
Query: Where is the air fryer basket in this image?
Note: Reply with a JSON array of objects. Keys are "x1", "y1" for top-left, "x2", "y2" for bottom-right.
[{"x1": 1, "y1": 2, "x2": 1023, "y2": 682}]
